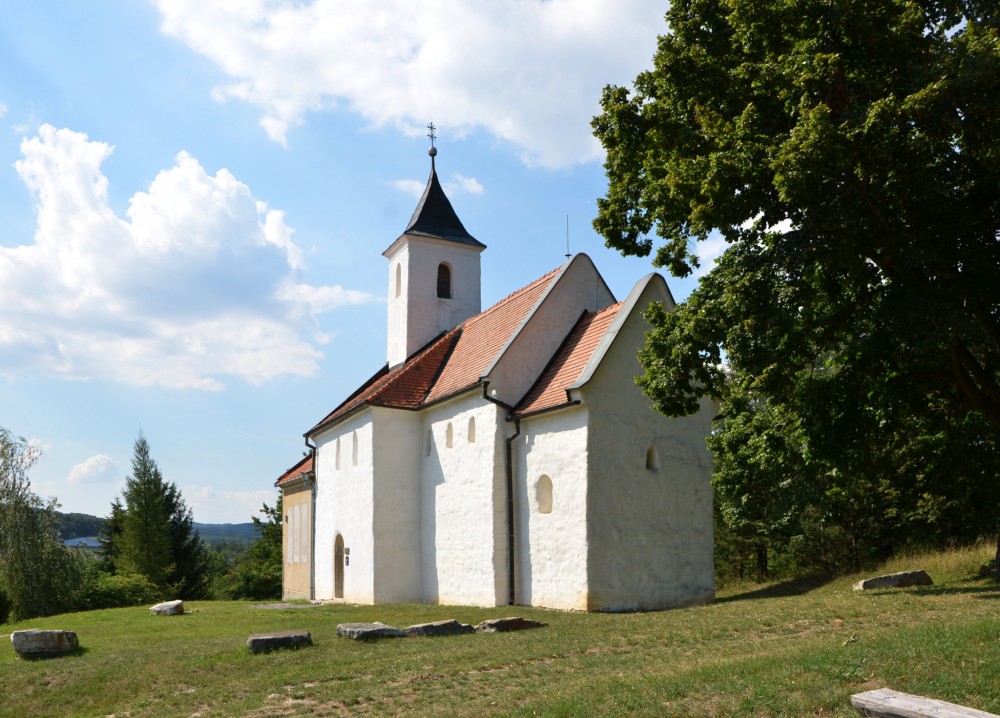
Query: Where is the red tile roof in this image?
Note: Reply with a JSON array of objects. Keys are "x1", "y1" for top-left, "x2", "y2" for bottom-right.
[
  {"x1": 424, "y1": 267, "x2": 560, "y2": 403},
  {"x1": 308, "y1": 329, "x2": 461, "y2": 434},
  {"x1": 513, "y1": 302, "x2": 623, "y2": 417},
  {"x1": 275, "y1": 454, "x2": 314, "y2": 487},
  {"x1": 305, "y1": 265, "x2": 562, "y2": 438}
]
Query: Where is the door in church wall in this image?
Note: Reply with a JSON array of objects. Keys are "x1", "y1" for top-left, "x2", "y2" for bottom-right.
[{"x1": 334, "y1": 534, "x2": 345, "y2": 599}]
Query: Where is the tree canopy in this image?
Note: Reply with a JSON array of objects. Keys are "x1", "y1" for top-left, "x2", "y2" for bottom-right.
[
  {"x1": 104, "y1": 433, "x2": 209, "y2": 598},
  {"x1": 0, "y1": 427, "x2": 82, "y2": 621},
  {"x1": 593, "y1": 0, "x2": 1000, "y2": 570}
]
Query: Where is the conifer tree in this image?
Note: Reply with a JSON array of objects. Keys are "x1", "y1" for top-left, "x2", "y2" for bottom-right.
[{"x1": 110, "y1": 433, "x2": 208, "y2": 597}]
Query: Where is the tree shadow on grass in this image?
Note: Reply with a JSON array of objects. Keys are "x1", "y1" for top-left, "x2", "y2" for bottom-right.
[{"x1": 716, "y1": 574, "x2": 834, "y2": 603}]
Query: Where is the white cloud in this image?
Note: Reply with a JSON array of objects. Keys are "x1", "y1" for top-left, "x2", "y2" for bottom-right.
[
  {"x1": 694, "y1": 235, "x2": 728, "y2": 279},
  {"x1": 183, "y1": 484, "x2": 278, "y2": 524},
  {"x1": 67, "y1": 454, "x2": 119, "y2": 484},
  {"x1": 0, "y1": 101, "x2": 7, "y2": 119},
  {"x1": 393, "y1": 179, "x2": 427, "y2": 198},
  {"x1": 394, "y1": 172, "x2": 484, "y2": 199},
  {"x1": 0, "y1": 124, "x2": 377, "y2": 390},
  {"x1": 154, "y1": 0, "x2": 665, "y2": 168},
  {"x1": 445, "y1": 173, "x2": 483, "y2": 196}
]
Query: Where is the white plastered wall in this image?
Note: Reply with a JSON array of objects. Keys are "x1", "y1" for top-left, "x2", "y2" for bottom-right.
[
  {"x1": 313, "y1": 410, "x2": 376, "y2": 603},
  {"x1": 419, "y1": 392, "x2": 507, "y2": 606},
  {"x1": 583, "y1": 277, "x2": 715, "y2": 611},
  {"x1": 371, "y1": 406, "x2": 423, "y2": 603},
  {"x1": 486, "y1": 254, "x2": 615, "y2": 407},
  {"x1": 385, "y1": 236, "x2": 483, "y2": 367},
  {"x1": 514, "y1": 408, "x2": 590, "y2": 610}
]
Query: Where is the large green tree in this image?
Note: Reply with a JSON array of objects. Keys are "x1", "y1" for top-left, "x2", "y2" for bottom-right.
[
  {"x1": 109, "y1": 433, "x2": 209, "y2": 597},
  {"x1": 0, "y1": 427, "x2": 82, "y2": 621},
  {"x1": 593, "y1": 0, "x2": 1000, "y2": 565}
]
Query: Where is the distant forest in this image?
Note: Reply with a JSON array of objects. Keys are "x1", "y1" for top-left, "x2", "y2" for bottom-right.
[{"x1": 57, "y1": 511, "x2": 258, "y2": 545}]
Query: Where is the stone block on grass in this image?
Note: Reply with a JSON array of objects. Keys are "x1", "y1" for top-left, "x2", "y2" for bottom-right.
[
  {"x1": 336, "y1": 622, "x2": 405, "y2": 640},
  {"x1": 11, "y1": 630, "x2": 79, "y2": 659},
  {"x1": 150, "y1": 600, "x2": 184, "y2": 616},
  {"x1": 403, "y1": 619, "x2": 475, "y2": 637},
  {"x1": 852, "y1": 570, "x2": 933, "y2": 591},
  {"x1": 475, "y1": 617, "x2": 545, "y2": 633},
  {"x1": 247, "y1": 630, "x2": 313, "y2": 653}
]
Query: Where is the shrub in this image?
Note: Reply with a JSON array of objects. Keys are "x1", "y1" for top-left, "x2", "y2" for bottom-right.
[{"x1": 77, "y1": 570, "x2": 162, "y2": 610}]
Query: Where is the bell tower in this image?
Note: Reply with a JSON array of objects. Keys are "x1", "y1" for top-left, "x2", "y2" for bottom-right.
[{"x1": 383, "y1": 125, "x2": 486, "y2": 368}]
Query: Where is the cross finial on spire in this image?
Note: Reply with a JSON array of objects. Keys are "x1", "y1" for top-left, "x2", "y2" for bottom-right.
[{"x1": 426, "y1": 121, "x2": 438, "y2": 168}]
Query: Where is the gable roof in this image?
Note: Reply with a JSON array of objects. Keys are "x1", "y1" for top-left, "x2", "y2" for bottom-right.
[
  {"x1": 306, "y1": 265, "x2": 561, "y2": 437},
  {"x1": 275, "y1": 453, "x2": 314, "y2": 488},
  {"x1": 513, "y1": 301, "x2": 624, "y2": 417},
  {"x1": 398, "y1": 165, "x2": 485, "y2": 248}
]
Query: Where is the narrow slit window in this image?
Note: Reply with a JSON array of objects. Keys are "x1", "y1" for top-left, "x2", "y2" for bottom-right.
[
  {"x1": 335, "y1": 437, "x2": 341, "y2": 470},
  {"x1": 436, "y1": 263, "x2": 452, "y2": 299},
  {"x1": 646, "y1": 446, "x2": 660, "y2": 471},
  {"x1": 352, "y1": 431, "x2": 359, "y2": 466},
  {"x1": 425, "y1": 429, "x2": 433, "y2": 457},
  {"x1": 446, "y1": 422, "x2": 454, "y2": 448},
  {"x1": 536, "y1": 475, "x2": 553, "y2": 514},
  {"x1": 395, "y1": 263, "x2": 402, "y2": 298},
  {"x1": 467, "y1": 416, "x2": 476, "y2": 443}
]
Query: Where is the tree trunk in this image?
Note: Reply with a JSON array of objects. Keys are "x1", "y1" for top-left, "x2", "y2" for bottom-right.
[{"x1": 755, "y1": 542, "x2": 769, "y2": 581}]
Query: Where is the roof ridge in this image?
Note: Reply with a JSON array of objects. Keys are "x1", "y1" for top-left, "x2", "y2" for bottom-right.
[{"x1": 463, "y1": 265, "x2": 562, "y2": 327}]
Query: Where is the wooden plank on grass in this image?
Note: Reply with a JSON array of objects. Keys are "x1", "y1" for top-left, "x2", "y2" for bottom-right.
[{"x1": 852, "y1": 688, "x2": 999, "y2": 718}]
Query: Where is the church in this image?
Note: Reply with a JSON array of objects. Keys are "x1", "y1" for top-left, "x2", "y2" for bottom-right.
[{"x1": 276, "y1": 143, "x2": 716, "y2": 612}]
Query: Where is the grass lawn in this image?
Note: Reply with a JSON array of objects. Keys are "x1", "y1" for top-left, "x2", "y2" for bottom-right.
[{"x1": 2, "y1": 543, "x2": 999, "y2": 717}]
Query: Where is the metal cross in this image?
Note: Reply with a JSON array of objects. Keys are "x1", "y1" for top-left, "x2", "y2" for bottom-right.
[{"x1": 427, "y1": 122, "x2": 437, "y2": 148}]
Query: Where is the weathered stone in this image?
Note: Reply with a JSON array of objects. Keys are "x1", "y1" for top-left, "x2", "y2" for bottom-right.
[
  {"x1": 852, "y1": 688, "x2": 1000, "y2": 717},
  {"x1": 246, "y1": 630, "x2": 313, "y2": 653},
  {"x1": 150, "y1": 599, "x2": 184, "y2": 615},
  {"x1": 336, "y1": 622, "x2": 405, "y2": 640},
  {"x1": 474, "y1": 617, "x2": 545, "y2": 633},
  {"x1": 852, "y1": 570, "x2": 934, "y2": 591},
  {"x1": 403, "y1": 619, "x2": 475, "y2": 637},
  {"x1": 11, "y1": 630, "x2": 79, "y2": 659}
]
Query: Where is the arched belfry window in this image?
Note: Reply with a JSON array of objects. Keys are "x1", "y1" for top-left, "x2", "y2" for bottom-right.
[{"x1": 436, "y1": 263, "x2": 452, "y2": 299}]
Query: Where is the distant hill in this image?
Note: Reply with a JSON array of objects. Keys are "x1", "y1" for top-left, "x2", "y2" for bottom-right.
[
  {"x1": 57, "y1": 511, "x2": 259, "y2": 546},
  {"x1": 58, "y1": 512, "x2": 106, "y2": 540},
  {"x1": 192, "y1": 522, "x2": 259, "y2": 545}
]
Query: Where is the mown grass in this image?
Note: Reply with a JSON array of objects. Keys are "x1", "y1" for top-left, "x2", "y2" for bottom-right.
[{"x1": 2, "y1": 542, "x2": 998, "y2": 717}]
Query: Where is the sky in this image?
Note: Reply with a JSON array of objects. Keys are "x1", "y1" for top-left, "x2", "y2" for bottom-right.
[{"x1": 0, "y1": 0, "x2": 720, "y2": 524}]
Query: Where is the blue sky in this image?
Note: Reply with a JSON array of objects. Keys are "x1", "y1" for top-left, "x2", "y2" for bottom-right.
[{"x1": 0, "y1": 0, "x2": 718, "y2": 523}]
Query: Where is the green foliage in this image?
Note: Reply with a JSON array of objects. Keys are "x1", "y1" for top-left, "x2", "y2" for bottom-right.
[
  {"x1": 57, "y1": 512, "x2": 107, "y2": 540},
  {"x1": 594, "y1": 0, "x2": 1000, "y2": 574},
  {"x1": 0, "y1": 427, "x2": 84, "y2": 621},
  {"x1": 210, "y1": 497, "x2": 282, "y2": 600},
  {"x1": 105, "y1": 433, "x2": 209, "y2": 598},
  {"x1": 76, "y1": 567, "x2": 161, "y2": 610}
]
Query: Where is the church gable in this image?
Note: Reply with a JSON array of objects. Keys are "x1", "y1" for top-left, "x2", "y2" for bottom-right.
[{"x1": 513, "y1": 301, "x2": 624, "y2": 418}]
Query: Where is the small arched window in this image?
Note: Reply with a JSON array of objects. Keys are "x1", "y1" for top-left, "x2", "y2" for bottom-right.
[
  {"x1": 436, "y1": 263, "x2": 452, "y2": 299},
  {"x1": 446, "y1": 422, "x2": 454, "y2": 448},
  {"x1": 335, "y1": 437, "x2": 341, "y2": 470},
  {"x1": 536, "y1": 475, "x2": 553, "y2": 514},
  {"x1": 467, "y1": 417, "x2": 476, "y2": 443},
  {"x1": 352, "y1": 431, "x2": 359, "y2": 466},
  {"x1": 395, "y1": 263, "x2": 402, "y2": 298}
]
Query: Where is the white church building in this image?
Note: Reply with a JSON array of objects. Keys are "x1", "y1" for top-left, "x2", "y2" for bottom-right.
[{"x1": 276, "y1": 147, "x2": 716, "y2": 612}]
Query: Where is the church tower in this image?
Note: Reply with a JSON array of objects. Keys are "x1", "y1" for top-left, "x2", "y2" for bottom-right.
[{"x1": 383, "y1": 127, "x2": 485, "y2": 368}]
